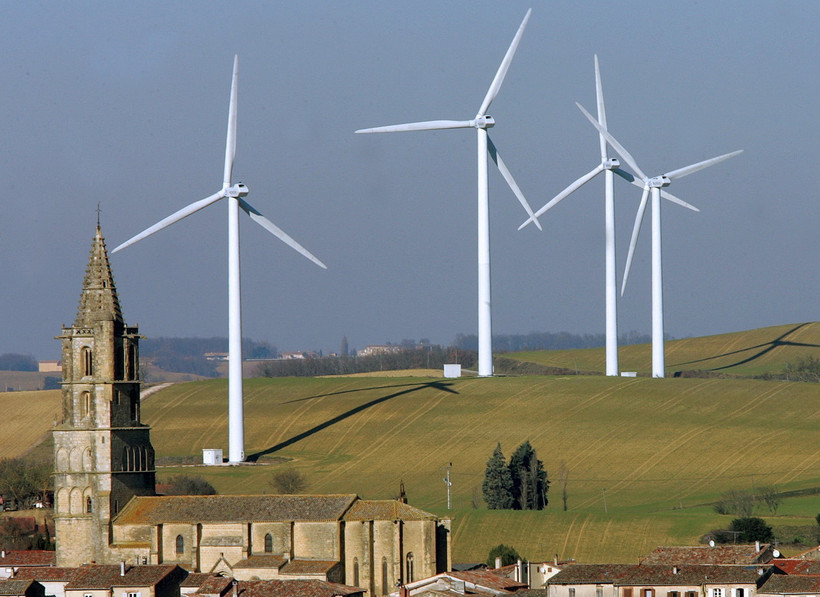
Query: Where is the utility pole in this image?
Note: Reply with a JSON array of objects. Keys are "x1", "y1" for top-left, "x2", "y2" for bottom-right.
[{"x1": 442, "y1": 463, "x2": 453, "y2": 510}]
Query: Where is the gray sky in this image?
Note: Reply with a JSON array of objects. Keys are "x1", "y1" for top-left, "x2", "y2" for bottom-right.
[{"x1": 2, "y1": 1, "x2": 817, "y2": 360}]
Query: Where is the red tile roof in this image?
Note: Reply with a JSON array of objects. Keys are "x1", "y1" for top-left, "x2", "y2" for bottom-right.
[
  {"x1": 548, "y1": 564, "x2": 636, "y2": 584},
  {"x1": 13, "y1": 568, "x2": 80, "y2": 582},
  {"x1": 449, "y1": 569, "x2": 529, "y2": 592},
  {"x1": 280, "y1": 560, "x2": 338, "y2": 576},
  {"x1": 641, "y1": 545, "x2": 772, "y2": 566},
  {"x1": 236, "y1": 579, "x2": 363, "y2": 597},
  {"x1": 760, "y1": 575, "x2": 820, "y2": 594},
  {"x1": 772, "y1": 559, "x2": 820, "y2": 576},
  {"x1": 0, "y1": 552, "x2": 55, "y2": 568},
  {"x1": 620, "y1": 565, "x2": 762, "y2": 585},
  {"x1": 65, "y1": 565, "x2": 182, "y2": 590},
  {"x1": 0, "y1": 580, "x2": 39, "y2": 596}
]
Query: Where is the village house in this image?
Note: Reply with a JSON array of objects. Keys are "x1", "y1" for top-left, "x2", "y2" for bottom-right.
[
  {"x1": 0, "y1": 553, "x2": 55, "y2": 580},
  {"x1": 12, "y1": 568, "x2": 79, "y2": 597}
]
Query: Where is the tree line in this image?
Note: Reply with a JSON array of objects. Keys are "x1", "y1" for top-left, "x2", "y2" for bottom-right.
[{"x1": 454, "y1": 330, "x2": 655, "y2": 352}]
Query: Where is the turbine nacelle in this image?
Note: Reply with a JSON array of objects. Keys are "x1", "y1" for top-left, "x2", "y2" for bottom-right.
[
  {"x1": 471, "y1": 115, "x2": 496, "y2": 129},
  {"x1": 647, "y1": 176, "x2": 672, "y2": 188},
  {"x1": 603, "y1": 157, "x2": 620, "y2": 170},
  {"x1": 226, "y1": 183, "x2": 249, "y2": 198}
]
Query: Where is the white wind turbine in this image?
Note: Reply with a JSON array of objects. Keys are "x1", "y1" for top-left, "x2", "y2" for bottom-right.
[
  {"x1": 576, "y1": 101, "x2": 742, "y2": 378},
  {"x1": 113, "y1": 56, "x2": 327, "y2": 463},
  {"x1": 356, "y1": 9, "x2": 538, "y2": 377}
]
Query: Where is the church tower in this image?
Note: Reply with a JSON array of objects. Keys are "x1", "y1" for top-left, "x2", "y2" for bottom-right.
[{"x1": 53, "y1": 226, "x2": 156, "y2": 566}]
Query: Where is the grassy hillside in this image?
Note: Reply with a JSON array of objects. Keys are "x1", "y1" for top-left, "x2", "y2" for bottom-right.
[
  {"x1": 143, "y1": 374, "x2": 820, "y2": 563},
  {"x1": 507, "y1": 322, "x2": 820, "y2": 377},
  {"x1": 0, "y1": 390, "x2": 60, "y2": 459}
]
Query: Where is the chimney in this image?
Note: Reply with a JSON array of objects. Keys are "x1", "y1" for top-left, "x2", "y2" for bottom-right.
[
  {"x1": 495, "y1": 557, "x2": 502, "y2": 569},
  {"x1": 400, "y1": 586, "x2": 410, "y2": 597},
  {"x1": 673, "y1": 566, "x2": 679, "y2": 575},
  {"x1": 1, "y1": 550, "x2": 5, "y2": 558},
  {"x1": 756, "y1": 541, "x2": 760, "y2": 552},
  {"x1": 554, "y1": 554, "x2": 559, "y2": 566},
  {"x1": 120, "y1": 561, "x2": 126, "y2": 576}
]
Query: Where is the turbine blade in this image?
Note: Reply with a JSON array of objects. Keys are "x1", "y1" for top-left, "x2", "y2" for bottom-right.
[
  {"x1": 112, "y1": 191, "x2": 226, "y2": 253},
  {"x1": 487, "y1": 135, "x2": 541, "y2": 231},
  {"x1": 576, "y1": 102, "x2": 647, "y2": 181},
  {"x1": 621, "y1": 185, "x2": 650, "y2": 295},
  {"x1": 477, "y1": 8, "x2": 532, "y2": 116},
  {"x1": 520, "y1": 164, "x2": 604, "y2": 230},
  {"x1": 224, "y1": 55, "x2": 238, "y2": 187},
  {"x1": 659, "y1": 188, "x2": 700, "y2": 212},
  {"x1": 612, "y1": 167, "x2": 635, "y2": 183},
  {"x1": 594, "y1": 54, "x2": 608, "y2": 162},
  {"x1": 663, "y1": 149, "x2": 743, "y2": 180},
  {"x1": 238, "y1": 198, "x2": 327, "y2": 269},
  {"x1": 355, "y1": 120, "x2": 473, "y2": 134}
]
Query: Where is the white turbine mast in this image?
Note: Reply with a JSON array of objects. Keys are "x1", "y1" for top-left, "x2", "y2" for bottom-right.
[
  {"x1": 356, "y1": 9, "x2": 538, "y2": 377},
  {"x1": 520, "y1": 55, "x2": 637, "y2": 376},
  {"x1": 576, "y1": 102, "x2": 742, "y2": 378},
  {"x1": 113, "y1": 55, "x2": 327, "y2": 463}
]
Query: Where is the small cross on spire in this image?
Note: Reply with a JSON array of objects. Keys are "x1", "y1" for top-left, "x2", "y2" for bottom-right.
[{"x1": 96, "y1": 203, "x2": 102, "y2": 228}]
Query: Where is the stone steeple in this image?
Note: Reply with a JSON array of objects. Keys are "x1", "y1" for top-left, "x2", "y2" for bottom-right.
[
  {"x1": 75, "y1": 226, "x2": 123, "y2": 327},
  {"x1": 54, "y1": 225, "x2": 155, "y2": 567}
]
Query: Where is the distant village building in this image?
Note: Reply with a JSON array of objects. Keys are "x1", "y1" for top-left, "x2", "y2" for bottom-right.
[
  {"x1": 37, "y1": 361, "x2": 61, "y2": 373},
  {"x1": 50, "y1": 226, "x2": 451, "y2": 596},
  {"x1": 357, "y1": 345, "x2": 404, "y2": 357}
]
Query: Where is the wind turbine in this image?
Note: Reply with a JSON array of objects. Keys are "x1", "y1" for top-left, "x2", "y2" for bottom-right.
[
  {"x1": 519, "y1": 55, "x2": 632, "y2": 376},
  {"x1": 113, "y1": 55, "x2": 327, "y2": 463},
  {"x1": 356, "y1": 9, "x2": 538, "y2": 377},
  {"x1": 576, "y1": 101, "x2": 742, "y2": 378}
]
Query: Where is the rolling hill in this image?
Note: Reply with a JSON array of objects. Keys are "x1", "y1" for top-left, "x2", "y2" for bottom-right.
[{"x1": 1, "y1": 323, "x2": 817, "y2": 564}]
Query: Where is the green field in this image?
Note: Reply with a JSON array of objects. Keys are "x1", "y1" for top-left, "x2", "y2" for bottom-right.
[
  {"x1": 508, "y1": 322, "x2": 820, "y2": 377},
  {"x1": 142, "y1": 374, "x2": 819, "y2": 563},
  {"x1": 1, "y1": 323, "x2": 818, "y2": 564}
]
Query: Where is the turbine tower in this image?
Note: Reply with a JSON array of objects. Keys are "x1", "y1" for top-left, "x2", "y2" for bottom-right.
[
  {"x1": 576, "y1": 102, "x2": 741, "y2": 378},
  {"x1": 356, "y1": 9, "x2": 538, "y2": 377},
  {"x1": 113, "y1": 56, "x2": 327, "y2": 462},
  {"x1": 520, "y1": 55, "x2": 633, "y2": 376}
]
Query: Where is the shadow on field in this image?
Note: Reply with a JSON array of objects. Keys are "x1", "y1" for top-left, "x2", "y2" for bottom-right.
[
  {"x1": 670, "y1": 322, "x2": 818, "y2": 371},
  {"x1": 245, "y1": 380, "x2": 458, "y2": 462}
]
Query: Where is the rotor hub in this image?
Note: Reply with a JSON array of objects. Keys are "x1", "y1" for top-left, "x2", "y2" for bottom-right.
[
  {"x1": 648, "y1": 176, "x2": 671, "y2": 188},
  {"x1": 227, "y1": 183, "x2": 249, "y2": 198},
  {"x1": 603, "y1": 157, "x2": 620, "y2": 170},
  {"x1": 472, "y1": 115, "x2": 496, "y2": 129}
]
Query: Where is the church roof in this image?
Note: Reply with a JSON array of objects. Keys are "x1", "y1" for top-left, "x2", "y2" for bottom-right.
[
  {"x1": 342, "y1": 499, "x2": 440, "y2": 521},
  {"x1": 114, "y1": 494, "x2": 359, "y2": 525},
  {"x1": 75, "y1": 226, "x2": 123, "y2": 327}
]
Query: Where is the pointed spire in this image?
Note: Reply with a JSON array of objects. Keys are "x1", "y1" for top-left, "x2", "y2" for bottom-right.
[{"x1": 75, "y1": 226, "x2": 123, "y2": 326}]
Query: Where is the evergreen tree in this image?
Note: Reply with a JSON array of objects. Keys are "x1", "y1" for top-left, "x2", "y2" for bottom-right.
[
  {"x1": 482, "y1": 443, "x2": 514, "y2": 509},
  {"x1": 508, "y1": 440, "x2": 549, "y2": 510}
]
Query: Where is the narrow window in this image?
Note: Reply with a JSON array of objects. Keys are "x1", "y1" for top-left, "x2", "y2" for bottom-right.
[
  {"x1": 644, "y1": 590, "x2": 654, "y2": 597},
  {"x1": 353, "y1": 557, "x2": 359, "y2": 587},
  {"x1": 264, "y1": 533, "x2": 273, "y2": 553},
  {"x1": 736, "y1": 590, "x2": 744, "y2": 597},
  {"x1": 176, "y1": 534, "x2": 184, "y2": 555},
  {"x1": 86, "y1": 496, "x2": 93, "y2": 514},
  {"x1": 598, "y1": 588, "x2": 604, "y2": 597},
  {"x1": 382, "y1": 557, "x2": 388, "y2": 595},
  {"x1": 83, "y1": 391, "x2": 92, "y2": 418},
  {"x1": 406, "y1": 552, "x2": 414, "y2": 583},
  {"x1": 82, "y1": 347, "x2": 93, "y2": 376},
  {"x1": 113, "y1": 500, "x2": 119, "y2": 515},
  {"x1": 570, "y1": 589, "x2": 576, "y2": 597},
  {"x1": 623, "y1": 589, "x2": 633, "y2": 597},
  {"x1": 668, "y1": 592, "x2": 680, "y2": 597},
  {"x1": 713, "y1": 589, "x2": 724, "y2": 597}
]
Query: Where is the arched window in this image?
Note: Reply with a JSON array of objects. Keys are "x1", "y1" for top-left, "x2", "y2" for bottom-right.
[
  {"x1": 406, "y1": 552, "x2": 414, "y2": 583},
  {"x1": 176, "y1": 535, "x2": 184, "y2": 555},
  {"x1": 86, "y1": 496, "x2": 93, "y2": 514},
  {"x1": 82, "y1": 391, "x2": 92, "y2": 418},
  {"x1": 264, "y1": 533, "x2": 273, "y2": 553},
  {"x1": 353, "y1": 557, "x2": 359, "y2": 587},
  {"x1": 82, "y1": 347, "x2": 93, "y2": 377}
]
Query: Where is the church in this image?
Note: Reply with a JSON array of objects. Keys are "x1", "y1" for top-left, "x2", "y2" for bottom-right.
[{"x1": 52, "y1": 226, "x2": 451, "y2": 596}]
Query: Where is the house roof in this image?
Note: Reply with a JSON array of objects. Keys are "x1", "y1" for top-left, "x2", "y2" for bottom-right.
[
  {"x1": 0, "y1": 552, "x2": 56, "y2": 568},
  {"x1": 194, "y1": 575, "x2": 233, "y2": 596},
  {"x1": 620, "y1": 565, "x2": 762, "y2": 586},
  {"x1": 65, "y1": 565, "x2": 181, "y2": 589},
  {"x1": 342, "y1": 499, "x2": 440, "y2": 522},
  {"x1": 280, "y1": 560, "x2": 339, "y2": 576},
  {"x1": 0, "y1": 580, "x2": 38, "y2": 596},
  {"x1": 235, "y1": 579, "x2": 363, "y2": 597},
  {"x1": 448, "y1": 569, "x2": 529, "y2": 592},
  {"x1": 641, "y1": 545, "x2": 772, "y2": 566},
  {"x1": 13, "y1": 568, "x2": 80, "y2": 582},
  {"x1": 231, "y1": 556, "x2": 287, "y2": 570},
  {"x1": 772, "y1": 559, "x2": 820, "y2": 576},
  {"x1": 180, "y1": 573, "x2": 215, "y2": 588},
  {"x1": 548, "y1": 565, "x2": 636, "y2": 585},
  {"x1": 759, "y1": 575, "x2": 820, "y2": 594},
  {"x1": 114, "y1": 495, "x2": 359, "y2": 525}
]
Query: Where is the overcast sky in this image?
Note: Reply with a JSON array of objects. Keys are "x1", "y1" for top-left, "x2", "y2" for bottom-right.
[{"x1": 1, "y1": 1, "x2": 817, "y2": 360}]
